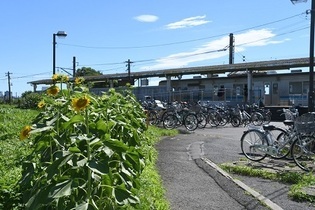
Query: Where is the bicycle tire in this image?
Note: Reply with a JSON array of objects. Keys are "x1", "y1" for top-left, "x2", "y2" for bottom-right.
[
  {"x1": 251, "y1": 112, "x2": 264, "y2": 126},
  {"x1": 240, "y1": 129, "x2": 268, "y2": 161},
  {"x1": 230, "y1": 116, "x2": 241, "y2": 127},
  {"x1": 208, "y1": 112, "x2": 220, "y2": 127},
  {"x1": 163, "y1": 114, "x2": 178, "y2": 130},
  {"x1": 184, "y1": 113, "x2": 198, "y2": 131},
  {"x1": 263, "y1": 112, "x2": 272, "y2": 124},
  {"x1": 268, "y1": 128, "x2": 291, "y2": 159},
  {"x1": 291, "y1": 135, "x2": 315, "y2": 172},
  {"x1": 196, "y1": 112, "x2": 207, "y2": 128},
  {"x1": 148, "y1": 111, "x2": 158, "y2": 125}
]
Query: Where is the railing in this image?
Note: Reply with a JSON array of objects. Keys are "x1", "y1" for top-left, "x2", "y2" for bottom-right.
[{"x1": 90, "y1": 86, "x2": 309, "y2": 107}]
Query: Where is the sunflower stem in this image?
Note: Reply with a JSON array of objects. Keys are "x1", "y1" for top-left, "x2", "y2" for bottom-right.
[{"x1": 85, "y1": 108, "x2": 92, "y2": 202}]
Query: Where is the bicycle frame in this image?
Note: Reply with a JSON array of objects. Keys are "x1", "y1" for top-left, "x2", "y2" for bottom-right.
[{"x1": 246, "y1": 125, "x2": 295, "y2": 157}]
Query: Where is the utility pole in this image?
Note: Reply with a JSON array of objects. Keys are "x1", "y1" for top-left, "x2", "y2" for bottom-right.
[
  {"x1": 73, "y1": 56, "x2": 76, "y2": 77},
  {"x1": 229, "y1": 33, "x2": 234, "y2": 64},
  {"x1": 290, "y1": 0, "x2": 315, "y2": 111},
  {"x1": 125, "y1": 59, "x2": 133, "y2": 83},
  {"x1": 308, "y1": 0, "x2": 315, "y2": 112},
  {"x1": 5, "y1": 72, "x2": 12, "y2": 104}
]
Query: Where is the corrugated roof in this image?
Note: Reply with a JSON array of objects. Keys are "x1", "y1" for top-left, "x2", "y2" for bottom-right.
[{"x1": 28, "y1": 57, "x2": 312, "y2": 85}]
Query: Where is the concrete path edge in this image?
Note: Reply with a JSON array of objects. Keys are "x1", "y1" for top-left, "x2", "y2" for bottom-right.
[{"x1": 200, "y1": 157, "x2": 284, "y2": 210}]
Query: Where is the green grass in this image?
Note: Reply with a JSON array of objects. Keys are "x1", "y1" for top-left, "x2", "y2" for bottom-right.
[
  {"x1": 0, "y1": 105, "x2": 39, "y2": 188},
  {"x1": 0, "y1": 105, "x2": 39, "y2": 209},
  {"x1": 220, "y1": 163, "x2": 315, "y2": 203},
  {"x1": 129, "y1": 126, "x2": 178, "y2": 210}
]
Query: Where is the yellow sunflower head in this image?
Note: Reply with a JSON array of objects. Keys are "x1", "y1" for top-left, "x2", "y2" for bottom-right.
[
  {"x1": 46, "y1": 85, "x2": 60, "y2": 96},
  {"x1": 61, "y1": 75, "x2": 69, "y2": 82},
  {"x1": 19, "y1": 125, "x2": 32, "y2": 140},
  {"x1": 37, "y1": 100, "x2": 46, "y2": 109},
  {"x1": 71, "y1": 95, "x2": 90, "y2": 111},
  {"x1": 52, "y1": 74, "x2": 59, "y2": 81},
  {"x1": 75, "y1": 77, "x2": 85, "y2": 85}
]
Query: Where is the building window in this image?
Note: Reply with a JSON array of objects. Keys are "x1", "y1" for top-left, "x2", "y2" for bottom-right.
[{"x1": 289, "y1": 82, "x2": 302, "y2": 94}]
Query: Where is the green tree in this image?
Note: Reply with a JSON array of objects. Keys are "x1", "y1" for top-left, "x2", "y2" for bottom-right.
[
  {"x1": 76, "y1": 67, "x2": 119, "y2": 88},
  {"x1": 76, "y1": 67, "x2": 102, "y2": 77},
  {"x1": 76, "y1": 67, "x2": 107, "y2": 88}
]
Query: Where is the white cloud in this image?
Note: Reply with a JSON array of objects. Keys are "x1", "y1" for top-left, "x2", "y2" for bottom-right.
[
  {"x1": 165, "y1": 15, "x2": 210, "y2": 30},
  {"x1": 140, "y1": 29, "x2": 288, "y2": 70},
  {"x1": 134, "y1": 15, "x2": 159, "y2": 22},
  {"x1": 236, "y1": 29, "x2": 277, "y2": 47}
]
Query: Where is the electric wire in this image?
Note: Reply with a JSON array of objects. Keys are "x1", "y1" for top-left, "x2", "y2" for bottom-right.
[
  {"x1": 59, "y1": 12, "x2": 308, "y2": 50},
  {"x1": 72, "y1": 12, "x2": 310, "y2": 68},
  {"x1": 2, "y1": 11, "x2": 310, "y2": 81}
]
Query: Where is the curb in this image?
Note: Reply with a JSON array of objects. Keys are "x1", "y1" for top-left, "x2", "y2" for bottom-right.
[{"x1": 200, "y1": 157, "x2": 284, "y2": 210}]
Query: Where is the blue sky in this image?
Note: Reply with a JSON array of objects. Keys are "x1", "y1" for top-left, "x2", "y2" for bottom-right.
[{"x1": 0, "y1": 0, "x2": 311, "y2": 96}]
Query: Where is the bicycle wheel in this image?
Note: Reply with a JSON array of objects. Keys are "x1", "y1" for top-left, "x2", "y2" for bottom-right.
[
  {"x1": 240, "y1": 129, "x2": 268, "y2": 161},
  {"x1": 208, "y1": 112, "x2": 220, "y2": 127},
  {"x1": 251, "y1": 112, "x2": 264, "y2": 126},
  {"x1": 196, "y1": 112, "x2": 207, "y2": 128},
  {"x1": 163, "y1": 114, "x2": 178, "y2": 130},
  {"x1": 269, "y1": 128, "x2": 291, "y2": 159},
  {"x1": 148, "y1": 111, "x2": 157, "y2": 125},
  {"x1": 217, "y1": 112, "x2": 228, "y2": 126},
  {"x1": 184, "y1": 113, "x2": 198, "y2": 131},
  {"x1": 263, "y1": 112, "x2": 272, "y2": 124},
  {"x1": 219, "y1": 116, "x2": 228, "y2": 126},
  {"x1": 291, "y1": 135, "x2": 315, "y2": 172},
  {"x1": 230, "y1": 116, "x2": 241, "y2": 127}
]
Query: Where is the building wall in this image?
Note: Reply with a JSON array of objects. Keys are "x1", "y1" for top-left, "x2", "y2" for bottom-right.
[
  {"x1": 158, "y1": 72, "x2": 310, "y2": 106},
  {"x1": 90, "y1": 72, "x2": 311, "y2": 106}
]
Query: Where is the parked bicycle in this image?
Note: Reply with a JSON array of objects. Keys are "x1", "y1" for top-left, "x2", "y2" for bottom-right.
[
  {"x1": 237, "y1": 104, "x2": 264, "y2": 126},
  {"x1": 290, "y1": 113, "x2": 315, "y2": 171},
  {"x1": 214, "y1": 104, "x2": 241, "y2": 127},
  {"x1": 240, "y1": 112, "x2": 315, "y2": 171},
  {"x1": 162, "y1": 102, "x2": 198, "y2": 131},
  {"x1": 240, "y1": 124, "x2": 290, "y2": 160},
  {"x1": 195, "y1": 103, "x2": 222, "y2": 128},
  {"x1": 146, "y1": 102, "x2": 174, "y2": 126}
]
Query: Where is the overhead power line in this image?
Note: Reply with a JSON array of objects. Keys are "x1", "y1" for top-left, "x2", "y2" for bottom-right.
[
  {"x1": 10, "y1": 71, "x2": 51, "y2": 80},
  {"x1": 59, "y1": 12, "x2": 308, "y2": 50},
  {"x1": 236, "y1": 26, "x2": 309, "y2": 48},
  {"x1": 77, "y1": 61, "x2": 125, "y2": 67},
  {"x1": 67, "y1": 23, "x2": 309, "y2": 70}
]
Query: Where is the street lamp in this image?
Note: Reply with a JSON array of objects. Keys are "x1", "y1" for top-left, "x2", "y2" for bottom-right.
[
  {"x1": 53, "y1": 31, "x2": 67, "y2": 75},
  {"x1": 291, "y1": 0, "x2": 314, "y2": 111}
]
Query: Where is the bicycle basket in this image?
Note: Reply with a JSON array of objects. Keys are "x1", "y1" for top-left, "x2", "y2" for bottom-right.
[
  {"x1": 284, "y1": 110, "x2": 295, "y2": 120},
  {"x1": 294, "y1": 113, "x2": 315, "y2": 134}
]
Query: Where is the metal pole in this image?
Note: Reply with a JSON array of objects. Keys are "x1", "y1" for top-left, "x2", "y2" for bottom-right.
[
  {"x1": 6, "y1": 72, "x2": 11, "y2": 104},
  {"x1": 52, "y1": 33, "x2": 56, "y2": 75},
  {"x1": 229, "y1": 33, "x2": 234, "y2": 64},
  {"x1": 73, "y1": 56, "x2": 76, "y2": 77},
  {"x1": 309, "y1": 0, "x2": 315, "y2": 112}
]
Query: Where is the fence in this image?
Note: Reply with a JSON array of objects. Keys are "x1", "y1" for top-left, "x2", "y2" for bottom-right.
[{"x1": 91, "y1": 86, "x2": 262, "y2": 106}]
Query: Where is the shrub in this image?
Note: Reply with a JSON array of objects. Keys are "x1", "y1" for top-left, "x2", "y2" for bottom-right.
[{"x1": 19, "y1": 91, "x2": 43, "y2": 109}]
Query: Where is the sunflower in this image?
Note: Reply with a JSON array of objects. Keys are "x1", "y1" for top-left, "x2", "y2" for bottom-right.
[
  {"x1": 61, "y1": 75, "x2": 69, "y2": 82},
  {"x1": 37, "y1": 100, "x2": 46, "y2": 109},
  {"x1": 52, "y1": 74, "x2": 59, "y2": 81},
  {"x1": 46, "y1": 85, "x2": 60, "y2": 96},
  {"x1": 19, "y1": 125, "x2": 32, "y2": 140},
  {"x1": 75, "y1": 77, "x2": 85, "y2": 85},
  {"x1": 72, "y1": 95, "x2": 90, "y2": 111}
]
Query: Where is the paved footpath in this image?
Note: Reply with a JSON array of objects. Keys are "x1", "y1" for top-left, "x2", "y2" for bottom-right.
[{"x1": 156, "y1": 122, "x2": 315, "y2": 210}]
